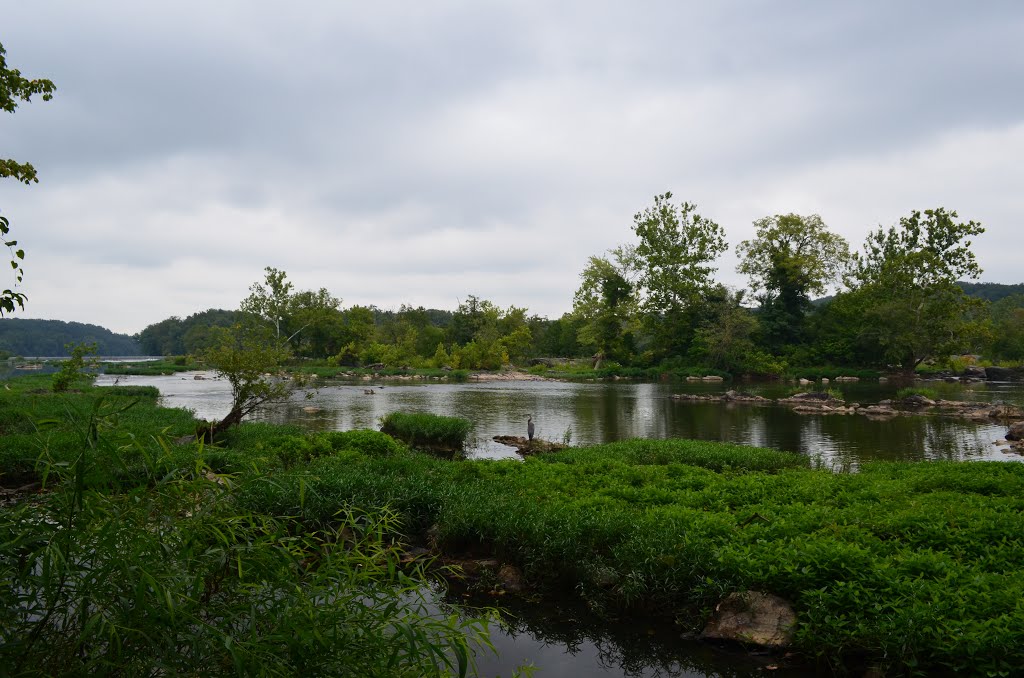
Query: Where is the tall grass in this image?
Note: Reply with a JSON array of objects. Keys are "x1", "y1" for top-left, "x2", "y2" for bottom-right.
[
  {"x1": 0, "y1": 374, "x2": 510, "y2": 677},
  {"x1": 896, "y1": 386, "x2": 939, "y2": 400},
  {"x1": 380, "y1": 412, "x2": 472, "y2": 451}
]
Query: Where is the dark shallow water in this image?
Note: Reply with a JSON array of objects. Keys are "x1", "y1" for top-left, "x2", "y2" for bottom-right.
[{"x1": 96, "y1": 373, "x2": 1024, "y2": 467}]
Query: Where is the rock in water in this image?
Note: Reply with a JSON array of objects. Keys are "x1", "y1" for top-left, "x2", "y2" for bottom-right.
[
  {"x1": 701, "y1": 591, "x2": 796, "y2": 649},
  {"x1": 1007, "y1": 421, "x2": 1024, "y2": 441}
]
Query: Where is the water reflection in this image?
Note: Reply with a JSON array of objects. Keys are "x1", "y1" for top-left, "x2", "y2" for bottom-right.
[
  {"x1": 94, "y1": 374, "x2": 1023, "y2": 466},
  {"x1": 445, "y1": 591, "x2": 801, "y2": 678}
]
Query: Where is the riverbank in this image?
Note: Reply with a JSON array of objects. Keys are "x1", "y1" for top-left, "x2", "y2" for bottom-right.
[{"x1": 6, "y1": 374, "x2": 1023, "y2": 675}]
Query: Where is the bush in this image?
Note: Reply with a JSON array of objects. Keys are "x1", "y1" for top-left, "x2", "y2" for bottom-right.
[
  {"x1": 379, "y1": 412, "x2": 472, "y2": 450},
  {"x1": 896, "y1": 386, "x2": 939, "y2": 400}
]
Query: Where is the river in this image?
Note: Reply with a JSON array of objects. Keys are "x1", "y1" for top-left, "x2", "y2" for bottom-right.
[{"x1": 95, "y1": 372, "x2": 1024, "y2": 467}]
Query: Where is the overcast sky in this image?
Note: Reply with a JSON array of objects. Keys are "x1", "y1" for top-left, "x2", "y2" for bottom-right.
[{"x1": 3, "y1": 1, "x2": 1022, "y2": 335}]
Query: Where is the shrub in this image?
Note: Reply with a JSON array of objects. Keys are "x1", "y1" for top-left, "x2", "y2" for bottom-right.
[
  {"x1": 52, "y1": 342, "x2": 97, "y2": 392},
  {"x1": 379, "y1": 412, "x2": 472, "y2": 450},
  {"x1": 896, "y1": 386, "x2": 939, "y2": 400}
]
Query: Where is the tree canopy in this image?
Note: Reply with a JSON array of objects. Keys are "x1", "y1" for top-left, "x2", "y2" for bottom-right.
[
  {"x1": 736, "y1": 213, "x2": 850, "y2": 350},
  {"x1": 843, "y1": 208, "x2": 987, "y2": 373},
  {"x1": 1, "y1": 40, "x2": 55, "y2": 315}
]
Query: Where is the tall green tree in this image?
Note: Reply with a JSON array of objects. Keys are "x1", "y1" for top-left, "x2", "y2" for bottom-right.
[
  {"x1": 736, "y1": 213, "x2": 850, "y2": 351},
  {"x1": 240, "y1": 267, "x2": 342, "y2": 357},
  {"x1": 571, "y1": 251, "x2": 636, "y2": 365},
  {"x1": 845, "y1": 208, "x2": 987, "y2": 374},
  {"x1": 688, "y1": 287, "x2": 779, "y2": 375},
  {"x1": 1, "y1": 40, "x2": 56, "y2": 315},
  {"x1": 240, "y1": 267, "x2": 294, "y2": 340},
  {"x1": 626, "y1": 192, "x2": 727, "y2": 359},
  {"x1": 287, "y1": 288, "x2": 343, "y2": 358}
]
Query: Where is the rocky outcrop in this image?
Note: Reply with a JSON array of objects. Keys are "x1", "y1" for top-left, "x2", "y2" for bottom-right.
[
  {"x1": 985, "y1": 366, "x2": 1024, "y2": 382},
  {"x1": 701, "y1": 591, "x2": 797, "y2": 649},
  {"x1": 492, "y1": 436, "x2": 568, "y2": 455},
  {"x1": 671, "y1": 390, "x2": 770, "y2": 404},
  {"x1": 671, "y1": 390, "x2": 1024, "y2": 424},
  {"x1": 470, "y1": 370, "x2": 551, "y2": 382},
  {"x1": 962, "y1": 366, "x2": 987, "y2": 380},
  {"x1": 777, "y1": 392, "x2": 851, "y2": 414}
]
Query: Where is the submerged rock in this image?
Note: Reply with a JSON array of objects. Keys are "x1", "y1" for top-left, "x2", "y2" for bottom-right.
[
  {"x1": 701, "y1": 591, "x2": 796, "y2": 649},
  {"x1": 497, "y1": 564, "x2": 526, "y2": 593}
]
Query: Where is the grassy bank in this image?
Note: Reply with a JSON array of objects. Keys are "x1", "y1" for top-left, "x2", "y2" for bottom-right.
[
  {"x1": 4, "y1": 375, "x2": 1023, "y2": 675},
  {"x1": 102, "y1": 357, "x2": 197, "y2": 375},
  {"x1": 0, "y1": 375, "x2": 506, "y2": 677}
]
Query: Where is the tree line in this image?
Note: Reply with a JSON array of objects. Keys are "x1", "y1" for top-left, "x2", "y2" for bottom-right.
[
  {"x1": 0, "y1": 318, "x2": 140, "y2": 357},
  {"x1": 134, "y1": 194, "x2": 1023, "y2": 375}
]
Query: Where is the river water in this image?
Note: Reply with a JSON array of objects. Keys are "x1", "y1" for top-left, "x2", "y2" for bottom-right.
[{"x1": 95, "y1": 372, "x2": 1024, "y2": 467}]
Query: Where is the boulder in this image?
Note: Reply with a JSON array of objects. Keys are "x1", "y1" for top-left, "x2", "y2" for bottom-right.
[
  {"x1": 900, "y1": 394, "x2": 935, "y2": 408},
  {"x1": 985, "y1": 366, "x2": 1023, "y2": 382},
  {"x1": 962, "y1": 366, "x2": 987, "y2": 379},
  {"x1": 497, "y1": 564, "x2": 526, "y2": 593},
  {"x1": 701, "y1": 591, "x2": 796, "y2": 649},
  {"x1": 1007, "y1": 421, "x2": 1024, "y2": 442}
]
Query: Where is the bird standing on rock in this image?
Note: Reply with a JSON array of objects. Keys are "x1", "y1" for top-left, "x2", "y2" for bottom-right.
[{"x1": 527, "y1": 414, "x2": 535, "y2": 441}]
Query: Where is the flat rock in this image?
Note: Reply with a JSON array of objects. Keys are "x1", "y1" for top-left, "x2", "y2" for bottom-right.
[
  {"x1": 701, "y1": 591, "x2": 796, "y2": 649},
  {"x1": 492, "y1": 436, "x2": 568, "y2": 455}
]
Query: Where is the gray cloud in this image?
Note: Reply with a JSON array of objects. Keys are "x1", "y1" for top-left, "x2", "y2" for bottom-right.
[{"x1": 2, "y1": 1, "x2": 1022, "y2": 334}]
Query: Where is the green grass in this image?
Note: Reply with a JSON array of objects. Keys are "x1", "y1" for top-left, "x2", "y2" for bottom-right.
[
  {"x1": 102, "y1": 358, "x2": 197, "y2": 376},
  {"x1": 0, "y1": 374, "x2": 506, "y2": 677},
  {"x1": 232, "y1": 442, "x2": 1024, "y2": 675},
  {"x1": 379, "y1": 411, "x2": 473, "y2": 451},
  {"x1": 0, "y1": 374, "x2": 197, "y2": 486}
]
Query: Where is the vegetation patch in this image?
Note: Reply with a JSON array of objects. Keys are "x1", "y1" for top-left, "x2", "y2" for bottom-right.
[
  {"x1": 234, "y1": 441, "x2": 1024, "y2": 676},
  {"x1": 103, "y1": 357, "x2": 198, "y2": 376},
  {"x1": 0, "y1": 375, "x2": 506, "y2": 676},
  {"x1": 379, "y1": 411, "x2": 473, "y2": 452},
  {"x1": 895, "y1": 386, "x2": 940, "y2": 401}
]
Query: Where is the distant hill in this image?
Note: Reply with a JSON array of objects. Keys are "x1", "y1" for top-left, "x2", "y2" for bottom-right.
[
  {"x1": 0, "y1": 318, "x2": 141, "y2": 356},
  {"x1": 811, "y1": 281, "x2": 1024, "y2": 307},
  {"x1": 957, "y1": 282, "x2": 1024, "y2": 302}
]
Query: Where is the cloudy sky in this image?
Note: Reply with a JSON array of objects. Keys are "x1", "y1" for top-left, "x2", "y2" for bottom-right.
[{"x1": 3, "y1": 1, "x2": 1022, "y2": 334}]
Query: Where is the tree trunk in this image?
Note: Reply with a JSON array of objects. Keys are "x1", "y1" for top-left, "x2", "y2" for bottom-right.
[{"x1": 198, "y1": 406, "x2": 244, "y2": 443}]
